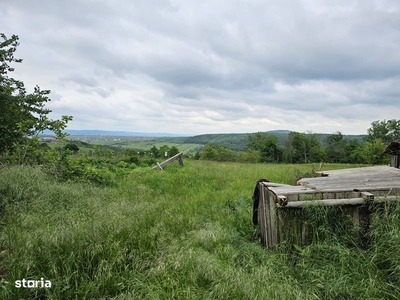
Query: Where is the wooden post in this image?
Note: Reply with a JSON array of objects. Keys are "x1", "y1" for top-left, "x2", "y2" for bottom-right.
[
  {"x1": 259, "y1": 183, "x2": 278, "y2": 248},
  {"x1": 152, "y1": 152, "x2": 184, "y2": 170}
]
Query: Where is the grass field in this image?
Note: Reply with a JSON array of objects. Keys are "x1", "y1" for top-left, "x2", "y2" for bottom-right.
[
  {"x1": 1, "y1": 161, "x2": 399, "y2": 299},
  {"x1": 122, "y1": 141, "x2": 200, "y2": 153},
  {"x1": 66, "y1": 136, "x2": 201, "y2": 154}
]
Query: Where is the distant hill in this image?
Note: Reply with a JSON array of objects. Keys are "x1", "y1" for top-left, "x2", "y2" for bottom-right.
[
  {"x1": 41, "y1": 129, "x2": 367, "y2": 152},
  {"x1": 181, "y1": 130, "x2": 303, "y2": 151},
  {"x1": 181, "y1": 131, "x2": 366, "y2": 151},
  {"x1": 44, "y1": 130, "x2": 189, "y2": 137},
  {"x1": 182, "y1": 133, "x2": 250, "y2": 151}
]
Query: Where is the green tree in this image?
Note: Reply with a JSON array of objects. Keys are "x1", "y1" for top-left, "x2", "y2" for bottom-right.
[
  {"x1": 159, "y1": 145, "x2": 170, "y2": 158},
  {"x1": 325, "y1": 131, "x2": 347, "y2": 163},
  {"x1": 247, "y1": 132, "x2": 279, "y2": 162},
  {"x1": 360, "y1": 138, "x2": 389, "y2": 165},
  {"x1": 0, "y1": 33, "x2": 72, "y2": 161},
  {"x1": 347, "y1": 139, "x2": 363, "y2": 163},
  {"x1": 64, "y1": 143, "x2": 80, "y2": 154},
  {"x1": 169, "y1": 146, "x2": 180, "y2": 157},
  {"x1": 121, "y1": 148, "x2": 140, "y2": 157},
  {"x1": 285, "y1": 131, "x2": 324, "y2": 163},
  {"x1": 200, "y1": 143, "x2": 236, "y2": 162},
  {"x1": 149, "y1": 146, "x2": 160, "y2": 158},
  {"x1": 367, "y1": 119, "x2": 400, "y2": 144}
]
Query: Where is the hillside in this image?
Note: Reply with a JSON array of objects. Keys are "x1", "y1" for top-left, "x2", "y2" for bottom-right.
[
  {"x1": 181, "y1": 131, "x2": 366, "y2": 152},
  {"x1": 57, "y1": 130, "x2": 367, "y2": 152}
]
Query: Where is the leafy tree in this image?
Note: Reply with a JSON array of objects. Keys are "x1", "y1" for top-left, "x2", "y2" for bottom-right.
[
  {"x1": 193, "y1": 150, "x2": 201, "y2": 160},
  {"x1": 239, "y1": 149, "x2": 260, "y2": 163},
  {"x1": 0, "y1": 33, "x2": 72, "y2": 161},
  {"x1": 149, "y1": 146, "x2": 160, "y2": 158},
  {"x1": 200, "y1": 143, "x2": 236, "y2": 162},
  {"x1": 64, "y1": 143, "x2": 80, "y2": 154},
  {"x1": 360, "y1": 138, "x2": 389, "y2": 165},
  {"x1": 282, "y1": 132, "x2": 295, "y2": 163},
  {"x1": 325, "y1": 131, "x2": 347, "y2": 163},
  {"x1": 169, "y1": 146, "x2": 180, "y2": 157},
  {"x1": 159, "y1": 145, "x2": 170, "y2": 158},
  {"x1": 346, "y1": 139, "x2": 363, "y2": 164},
  {"x1": 284, "y1": 131, "x2": 324, "y2": 163},
  {"x1": 247, "y1": 132, "x2": 279, "y2": 162},
  {"x1": 121, "y1": 148, "x2": 139, "y2": 157},
  {"x1": 367, "y1": 119, "x2": 400, "y2": 144}
]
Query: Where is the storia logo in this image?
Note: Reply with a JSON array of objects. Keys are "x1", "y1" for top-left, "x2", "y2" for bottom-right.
[{"x1": 15, "y1": 278, "x2": 52, "y2": 288}]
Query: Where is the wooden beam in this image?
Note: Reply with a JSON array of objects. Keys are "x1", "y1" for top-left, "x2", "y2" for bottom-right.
[
  {"x1": 361, "y1": 192, "x2": 374, "y2": 201},
  {"x1": 152, "y1": 152, "x2": 184, "y2": 170},
  {"x1": 280, "y1": 196, "x2": 399, "y2": 208}
]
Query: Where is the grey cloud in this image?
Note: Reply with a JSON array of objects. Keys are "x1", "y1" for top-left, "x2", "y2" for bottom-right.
[
  {"x1": 61, "y1": 75, "x2": 98, "y2": 88},
  {"x1": 1, "y1": 0, "x2": 400, "y2": 134}
]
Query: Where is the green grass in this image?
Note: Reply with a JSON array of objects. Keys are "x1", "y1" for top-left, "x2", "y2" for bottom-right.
[
  {"x1": 65, "y1": 136, "x2": 201, "y2": 154},
  {"x1": 0, "y1": 161, "x2": 399, "y2": 299}
]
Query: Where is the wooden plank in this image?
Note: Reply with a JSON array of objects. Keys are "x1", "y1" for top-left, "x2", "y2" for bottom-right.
[
  {"x1": 268, "y1": 190, "x2": 278, "y2": 246},
  {"x1": 152, "y1": 152, "x2": 184, "y2": 170},
  {"x1": 284, "y1": 198, "x2": 366, "y2": 208},
  {"x1": 282, "y1": 196, "x2": 399, "y2": 208},
  {"x1": 301, "y1": 166, "x2": 400, "y2": 189},
  {"x1": 361, "y1": 192, "x2": 374, "y2": 201},
  {"x1": 315, "y1": 166, "x2": 398, "y2": 177},
  {"x1": 259, "y1": 183, "x2": 268, "y2": 247},
  {"x1": 261, "y1": 182, "x2": 293, "y2": 188},
  {"x1": 259, "y1": 186, "x2": 279, "y2": 248}
]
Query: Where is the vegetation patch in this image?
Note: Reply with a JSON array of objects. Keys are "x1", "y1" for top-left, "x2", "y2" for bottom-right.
[{"x1": 1, "y1": 162, "x2": 400, "y2": 299}]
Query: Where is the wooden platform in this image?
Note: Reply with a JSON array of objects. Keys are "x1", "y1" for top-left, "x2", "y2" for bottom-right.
[{"x1": 255, "y1": 166, "x2": 400, "y2": 247}]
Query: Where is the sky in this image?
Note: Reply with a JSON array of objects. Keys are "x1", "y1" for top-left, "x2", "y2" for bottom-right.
[{"x1": 1, "y1": 0, "x2": 400, "y2": 135}]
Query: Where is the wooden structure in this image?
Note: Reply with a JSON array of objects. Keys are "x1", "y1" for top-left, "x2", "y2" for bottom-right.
[
  {"x1": 253, "y1": 166, "x2": 400, "y2": 248},
  {"x1": 152, "y1": 152, "x2": 184, "y2": 170},
  {"x1": 384, "y1": 141, "x2": 400, "y2": 168}
]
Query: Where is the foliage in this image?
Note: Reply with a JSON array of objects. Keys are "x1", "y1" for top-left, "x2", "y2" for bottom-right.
[
  {"x1": 183, "y1": 133, "x2": 249, "y2": 151},
  {"x1": 325, "y1": 131, "x2": 347, "y2": 163},
  {"x1": 149, "y1": 146, "x2": 160, "y2": 158},
  {"x1": 247, "y1": 132, "x2": 279, "y2": 162},
  {"x1": 200, "y1": 143, "x2": 236, "y2": 161},
  {"x1": 0, "y1": 162, "x2": 399, "y2": 299},
  {"x1": 367, "y1": 119, "x2": 400, "y2": 144},
  {"x1": 0, "y1": 33, "x2": 72, "y2": 163},
  {"x1": 281, "y1": 131, "x2": 325, "y2": 163},
  {"x1": 196, "y1": 121, "x2": 394, "y2": 165},
  {"x1": 63, "y1": 142, "x2": 80, "y2": 154},
  {"x1": 359, "y1": 138, "x2": 389, "y2": 165}
]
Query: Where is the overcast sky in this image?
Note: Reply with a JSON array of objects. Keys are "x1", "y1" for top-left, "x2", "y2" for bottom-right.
[{"x1": 1, "y1": 0, "x2": 400, "y2": 135}]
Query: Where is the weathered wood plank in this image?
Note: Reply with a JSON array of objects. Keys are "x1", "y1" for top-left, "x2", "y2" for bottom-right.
[
  {"x1": 257, "y1": 166, "x2": 400, "y2": 248},
  {"x1": 283, "y1": 197, "x2": 366, "y2": 208},
  {"x1": 152, "y1": 152, "x2": 184, "y2": 170},
  {"x1": 258, "y1": 183, "x2": 268, "y2": 246},
  {"x1": 282, "y1": 196, "x2": 399, "y2": 208}
]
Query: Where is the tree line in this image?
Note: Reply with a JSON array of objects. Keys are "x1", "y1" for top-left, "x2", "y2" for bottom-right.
[{"x1": 198, "y1": 121, "x2": 400, "y2": 165}]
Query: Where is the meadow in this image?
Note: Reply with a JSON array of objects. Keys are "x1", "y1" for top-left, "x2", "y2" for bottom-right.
[
  {"x1": 66, "y1": 135, "x2": 201, "y2": 154},
  {"x1": 1, "y1": 160, "x2": 400, "y2": 299}
]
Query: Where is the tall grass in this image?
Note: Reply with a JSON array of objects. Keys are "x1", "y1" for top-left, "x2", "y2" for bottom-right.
[{"x1": 0, "y1": 161, "x2": 399, "y2": 299}]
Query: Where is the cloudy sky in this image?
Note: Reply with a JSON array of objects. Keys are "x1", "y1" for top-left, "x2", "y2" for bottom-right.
[{"x1": 1, "y1": 0, "x2": 400, "y2": 135}]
